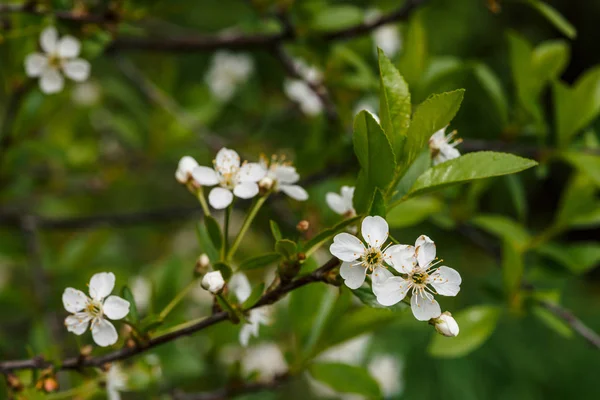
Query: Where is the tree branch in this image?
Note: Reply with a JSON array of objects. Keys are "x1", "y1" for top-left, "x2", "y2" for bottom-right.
[
  {"x1": 538, "y1": 301, "x2": 600, "y2": 350},
  {"x1": 0, "y1": 2, "x2": 118, "y2": 24}
]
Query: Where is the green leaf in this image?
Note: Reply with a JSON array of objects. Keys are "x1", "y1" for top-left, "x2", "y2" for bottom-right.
[
  {"x1": 504, "y1": 175, "x2": 528, "y2": 221},
  {"x1": 391, "y1": 150, "x2": 430, "y2": 200},
  {"x1": 303, "y1": 215, "x2": 361, "y2": 257},
  {"x1": 309, "y1": 363, "x2": 382, "y2": 398},
  {"x1": 398, "y1": 90, "x2": 464, "y2": 175},
  {"x1": 428, "y1": 305, "x2": 501, "y2": 358},
  {"x1": 270, "y1": 220, "x2": 282, "y2": 242},
  {"x1": 238, "y1": 253, "x2": 282, "y2": 271},
  {"x1": 532, "y1": 305, "x2": 573, "y2": 338},
  {"x1": 242, "y1": 283, "x2": 265, "y2": 308},
  {"x1": 213, "y1": 262, "x2": 232, "y2": 280},
  {"x1": 353, "y1": 110, "x2": 396, "y2": 213},
  {"x1": 404, "y1": 152, "x2": 538, "y2": 200},
  {"x1": 471, "y1": 62, "x2": 509, "y2": 126},
  {"x1": 531, "y1": 40, "x2": 569, "y2": 93},
  {"x1": 195, "y1": 222, "x2": 219, "y2": 262},
  {"x1": 310, "y1": 5, "x2": 363, "y2": 32},
  {"x1": 502, "y1": 240, "x2": 524, "y2": 298},
  {"x1": 139, "y1": 314, "x2": 164, "y2": 334},
  {"x1": 537, "y1": 242, "x2": 600, "y2": 275},
  {"x1": 121, "y1": 286, "x2": 139, "y2": 324},
  {"x1": 398, "y1": 13, "x2": 428, "y2": 86},
  {"x1": 204, "y1": 215, "x2": 223, "y2": 253},
  {"x1": 471, "y1": 214, "x2": 531, "y2": 250},
  {"x1": 368, "y1": 188, "x2": 387, "y2": 217},
  {"x1": 387, "y1": 196, "x2": 442, "y2": 228},
  {"x1": 555, "y1": 173, "x2": 600, "y2": 229},
  {"x1": 378, "y1": 49, "x2": 411, "y2": 158},
  {"x1": 526, "y1": 0, "x2": 577, "y2": 39},
  {"x1": 275, "y1": 239, "x2": 297, "y2": 260},
  {"x1": 562, "y1": 152, "x2": 600, "y2": 187},
  {"x1": 352, "y1": 287, "x2": 409, "y2": 312}
]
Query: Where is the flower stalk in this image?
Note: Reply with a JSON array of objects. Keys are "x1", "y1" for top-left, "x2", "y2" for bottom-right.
[{"x1": 227, "y1": 193, "x2": 269, "y2": 261}]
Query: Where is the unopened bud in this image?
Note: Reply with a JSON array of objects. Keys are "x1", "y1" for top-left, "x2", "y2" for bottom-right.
[
  {"x1": 296, "y1": 220, "x2": 310, "y2": 232},
  {"x1": 195, "y1": 253, "x2": 211, "y2": 276},
  {"x1": 80, "y1": 345, "x2": 93, "y2": 357},
  {"x1": 6, "y1": 373, "x2": 23, "y2": 392},
  {"x1": 297, "y1": 252, "x2": 306, "y2": 261},
  {"x1": 431, "y1": 311, "x2": 459, "y2": 337},
  {"x1": 42, "y1": 377, "x2": 59, "y2": 393},
  {"x1": 259, "y1": 176, "x2": 274, "y2": 191},
  {"x1": 202, "y1": 270, "x2": 225, "y2": 294}
]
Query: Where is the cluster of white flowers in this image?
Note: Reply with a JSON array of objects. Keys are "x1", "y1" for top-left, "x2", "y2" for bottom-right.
[
  {"x1": 205, "y1": 51, "x2": 254, "y2": 102},
  {"x1": 330, "y1": 216, "x2": 462, "y2": 326},
  {"x1": 25, "y1": 27, "x2": 91, "y2": 94},
  {"x1": 284, "y1": 59, "x2": 323, "y2": 117},
  {"x1": 428, "y1": 127, "x2": 462, "y2": 165}
]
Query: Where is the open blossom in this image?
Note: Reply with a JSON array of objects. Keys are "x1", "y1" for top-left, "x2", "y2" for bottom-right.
[
  {"x1": 25, "y1": 27, "x2": 91, "y2": 94},
  {"x1": 229, "y1": 273, "x2": 271, "y2": 347},
  {"x1": 326, "y1": 186, "x2": 355, "y2": 216},
  {"x1": 175, "y1": 156, "x2": 199, "y2": 184},
  {"x1": 62, "y1": 272, "x2": 130, "y2": 347},
  {"x1": 201, "y1": 271, "x2": 225, "y2": 293},
  {"x1": 259, "y1": 155, "x2": 308, "y2": 201},
  {"x1": 284, "y1": 60, "x2": 323, "y2": 116},
  {"x1": 433, "y1": 311, "x2": 460, "y2": 337},
  {"x1": 329, "y1": 216, "x2": 405, "y2": 290},
  {"x1": 241, "y1": 343, "x2": 287, "y2": 382},
  {"x1": 368, "y1": 354, "x2": 404, "y2": 398},
  {"x1": 205, "y1": 51, "x2": 253, "y2": 102},
  {"x1": 106, "y1": 364, "x2": 128, "y2": 400},
  {"x1": 373, "y1": 24, "x2": 402, "y2": 57},
  {"x1": 428, "y1": 127, "x2": 461, "y2": 165},
  {"x1": 191, "y1": 148, "x2": 266, "y2": 209},
  {"x1": 374, "y1": 235, "x2": 462, "y2": 321}
]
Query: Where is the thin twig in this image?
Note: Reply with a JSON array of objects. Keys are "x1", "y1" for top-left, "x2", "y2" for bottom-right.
[
  {"x1": 0, "y1": 2, "x2": 118, "y2": 24},
  {"x1": 538, "y1": 301, "x2": 600, "y2": 350}
]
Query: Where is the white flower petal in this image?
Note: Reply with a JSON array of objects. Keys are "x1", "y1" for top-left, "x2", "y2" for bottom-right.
[
  {"x1": 361, "y1": 216, "x2": 388, "y2": 248},
  {"x1": 326, "y1": 192, "x2": 348, "y2": 215},
  {"x1": 65, "y1": 313, "x2": 91, "y2": 335},
  {"x1": 272, "y1": 165, "x2": 299, "y2": 184},
  {"x1": 91, "y1": 319, "x2": 119, "y2": 347},
  {"x1": 62, "y1": 59, "x2": 90, "y2": 82},
  {"x1": 415, "y1": 235, "x2": 436, "y2": 268},
  {"x1": 89, "y1": 272, "x2": 116, "y2": 301},
  {"x1": 329, "y1": 233, "x2": 365, "y2": 262},
  {"x1": 376, "y1": 277, "x2": 411, "y2": 306},
  {"x1": 339, "y1": 261, "x2": 367, "y2": 289},
  {"x1": 429, "y1": 266, "x2": 462, "y2": 296},
  {"x1": 208, "y1": 187, "x2": 233, "y2": 209},
  {"x1": 233, "y1": 182, "x2": 259, "y2": 199},
  {"x1": 57, "y1": 35, "x2": 81, "y2": 58},
  {"x1": 434, "y1": 145, "x2": 461, "y2": 165},
  {"x1": 201, "y1": 270, "x2": 225, "y2": 293},
  {"x1": 410, "y1": 293, "x2": 441, "y2": 321},
  {"x1": 39, "y1": 68, "x2": 64, "y2": 94},
  {"x1": 388, "y1": 244, "x2": 417, "y2": 273},
  {"x1": 341, "y1": 186, "x2": 355, "y2": 204},
  {"x1": 229, "y1": 273, "x2": 252, "y2": 303},
  {"x1": 429, "y1": 128, "x2": 446, "y2": 144},
  {"x1": 371, "y1": 266, "x2": 394, "y2": 296},
  {"x1": 25, "y1": 53, "x2": 48, "y2": 77},
  {"x1": 103, "y1": 296, "x2": 130, "y2": 320},
  {"x1": 191, "y1": 166, "x2": 219, "y2": 186},
  {"x1": 175, "y1": 156, "x2": 199, "y2": 183},
  {"x1": 237, "y1": 163, "x2": 266, "y2": 183},
  {"x1": 239, "y1": 323, "x2": 253, "y2": 347},
  {"x1": 40, "y1": 26, "x2": 58, "y2": 54},
  {"x1": 215, "y1": 148, "x2": 240, "y2": 174},
  {"x1": 62, "y1": 288, "x2": 89, "y2": 313},
  {"x1": 280, "y1": 184, "x2": 308, "y2": 201}
]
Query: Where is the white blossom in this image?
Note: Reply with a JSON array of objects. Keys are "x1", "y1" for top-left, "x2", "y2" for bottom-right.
[
  {"x1": 329, "y1": 216, "x2": 405, "y2": 290},
  {"x1": 230, "y1": 273, "x2": 271, "y2": 347},
  {"x1": 191, "y1": 148, "x2": 266, "y2": 209},
  {"x1": 284, "y1": 79, "x2": 323, "y2": 116},
  {"x1": 175, "y1": 156, "x2": 200, "y2": 184},
  {"x1": 374, "y1": 235, "x2": 462, "y2": 321},
  {"x1": 205, "y1": 51, "x2": 253, "y2": 102},
  {"x1": 428, "y1": 127, "x2": 461, "y2": 165},
  {"x1": 62, "y1": 272, "x2": 130, "y2": 347},
  {"x1": 368, "y1": 355, "x2": 404, "y2": 398},
  {"x1": 433, "y1": 311, "x2": 460, "y2": 337},
  {"x1": 106, "y1": 364, "x2": 128, "y2": 400},
  {"x1": 373, "y1": 25, "x2": 402, "y2": 57},
  {"x1": 129, "y1": 276, "x2": 152, "y2": 314},
  {"x1": 72, "y1": 81, "x2": 101, "y2": 106},
  {"x1": 241, "y1": 343, "x2": 287, "y2": 382},
  {"x1": 259, "y1": 155, "x2": 308, "y2": 201},
  {"x1": 326, "y1": 186, "x2": 355, "y2": 216},
  {"x1": 201, "y1": 271, "x2": 225, "y2": 293},
  {"x1": 25, "y1": 27, "x2": 91, "y2": 94}
]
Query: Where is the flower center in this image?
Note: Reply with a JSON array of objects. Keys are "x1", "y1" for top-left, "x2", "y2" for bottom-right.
[
  {"x1": 410, "y1": 271, "x2": 428, "y2": 286},
  {"x1": 48, "y1": 54, "x2": 62, "y2": 69},
  {"x1": 362, "y1": 248, "x2": 382, "y2": 270},
  {"x1": 85, "y1": 300, "x2": 103, "y2": 318}
]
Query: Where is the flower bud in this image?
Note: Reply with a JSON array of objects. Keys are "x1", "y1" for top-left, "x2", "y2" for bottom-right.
[
  {"x1": 195, "y1": 253, "x2": 211, "y2": 276},
  {"x1": 259, "y1": 176, "x2": 274, "y2": 191},
  {"x1": 202, "y1": 271, "x2": 225, "y2": 294},
  {"x1": 296, "y1": 220, "x2": 309, "y2": 232},
  {"x1": 175, "y1": 156, "x2": 199, "y2": 184},
  {"x1": 432, "y1": 311, "x2": 459, "y2": 337}
]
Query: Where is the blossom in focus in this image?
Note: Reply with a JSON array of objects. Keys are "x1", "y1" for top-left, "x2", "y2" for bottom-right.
[
  {"x1": 205, "y1": 51, "x2": 253, "y2": 102},
  {"x1": 201, "y1": 271, "x2": 225, "y2": 294},
  {"x1": 241, "y1": 342, "x2": 288, "y2": 382},
  {"x1": 191, "y1": 148, "x2": 266, "y2": 209},
  {"x1": 326, "y1": 186, "x2": 355, "y2": 216},
  {"x1": 259, "y1": 155, "x2": 308, "y2": 201},
  {"x1": 175, "y1": 156, "x2": 200, "y2": 184},
  {"x1": 62, "y1": 272, "x2": 130, "y2": 347},
  {"x1": 229, "y1": 273, "x2": 271, "y2": 347},
  {"x1": 428, "y1": 127, "x2": 461, "y2": 165},
  {"x1": 374, "y1": 235, "x2": 462, "y2": 321},
  {"x1": 25, "y1": 27, "x2": 91, "y2": 94},
  {"x1": 329, "y1": 216, "x2": 404, "y2": 290},
  {"x1": 433, "y1": 311, "x2": 460, "y2": 337}
]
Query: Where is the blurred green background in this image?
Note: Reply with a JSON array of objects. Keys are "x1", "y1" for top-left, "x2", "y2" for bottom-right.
[{"x1": 1, "y1": 0, "x2": 600, "y2": 398}]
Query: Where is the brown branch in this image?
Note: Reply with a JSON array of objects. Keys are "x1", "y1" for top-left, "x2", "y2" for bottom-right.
[
  {"x1": 538, "y1": 301, "x2": 600, "y2": 350},
  {"x1": 0, "y1": 257, "x2": 340, "y2": 373},
  {"x1": 172, "y1": 373, "x2": 290, "y2": 400},
  {"x1": 0, "y1": 2, "x2": 118, "y2": 24}
]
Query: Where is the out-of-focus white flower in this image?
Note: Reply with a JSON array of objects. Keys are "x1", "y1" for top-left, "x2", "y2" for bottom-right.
[
  {"x1": 433, "y1": 311, "x2": 460, "y2": 337},
  {"x1": 192, "y1": 147, "x2": 265, "y2": 209},
  {"x1": 62, "y1": 272, "x2": 130, "y2": 347},
  {"x1": 201, "y1": 271, "x2": 225, "y2": 293},
  {"x1": 259, "y1": 155, "x2": 308, "y2": 201},
  {"x1": 175, "y1": 156, "x2": 200, "y2": 184},
  {"x1": 374, "y1": 235, "x2": 462, "y2": 321},
  {"x1": 330, "y1": 216, "x2": 405, "y2": 290},
  {"x1": 205, "y1": 51, "x2": 253, "y2": 102},
  {"x1": 317, "y1": 335, "x2": 371, "y2": 365},
  {"x1": 25, "y1": 26, "x2": 91, "y2": 94},
  {"x1": 284, "y1": 79, "x2": 323, "y2": 116},
  {"x1": 373, "y1": 25, "x2": 402, "y2": 57},
  {"x1": 241, "y1": 342, "x2": 287, "y2": 382},
  {"x1": 326, "y1": 186, "x2": 355, "y2": 216},
  {"x1": 72, "y1": 81, "x2": 101, "y2": 106},
  {"x1": 129, "y1": 276, "x2": 152, "y2": 314},
  {"x1": 106, "y1": 364, "x2": 128, "y2": 400},
  {"x1": 230, "y1": 273, "x2": 271, "y2": 346},
  {"x1": 428, "y1": 127, "x2": 461, "y2": 165},
  {"x1": 368, "y1": 355, "x2": 404, "y2": 398}
]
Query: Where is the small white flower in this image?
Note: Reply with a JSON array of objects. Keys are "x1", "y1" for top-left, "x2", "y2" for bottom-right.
[
  {"x1": 25, "y1": 26, "x2": 91, "y2": 94},
  {"x1": 230, "y1": 273, "x2": 271, "y2": 347},
  {"x1": 368, "y1": 355, "x2": 404, "y2": 398},
  {"x1": 72, "y1": 81, "x2": 101, "y2": 106},
  {"x1": 241, "y1": 343, "x2": 287, "y2": 382},
  {"x1": 129, "y1": 276, "x2": 152, "y2": 314},
  {"x1": 428, "y1": 127, "x2": 461, "y2": 165},
  {"x1": 198, "y1": 253, "x2": 210, "y2": 269},
  {"x1": 373, "y1": 25, "x2": 402, "y2": 57},
  {"x1": 326, "y1": 186, "x2": 355, "y2": 216},
  {"x1": 433, "y1": 311, "x2": 460, "y2": 337},
  {"x1": 175, "y1": 156, "x2": 200, "y2": 184},
  {"x1": 258, "y1": 155, "x2": 308, "y2": 201},
  {"x1": 329, "y1": 216, "x2": 405, "y2": 290},
  {"x1": 205, "y1": 51, "x2": 253, "y2": 102},
  {"x1": 284, "y1": 79, "x2": 323, "y2": 116},
  {"x1": 62, "y1": 272, "x2": 130, "y2": 347},
  {"x1": 201, "y1": 271, "x2": 225, "y2": 293},
  {"x1": 191, "y1": 148, "x2": 266, "y2": 209},
  {"x1": 374, "y1": 235, "x2": 462, "y2": 321},
  {"x1": 106, "y1": 364, "x2": 128, "y2": 400}
]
